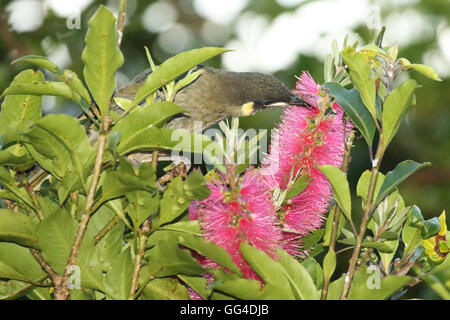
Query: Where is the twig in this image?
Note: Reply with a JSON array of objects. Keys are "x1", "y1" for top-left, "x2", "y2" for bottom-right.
[
  {"x1": 94, "y1": 215, "x2": 121, "y2": 244},
  {"x1": 54, "y1": 118, "x2": 110, "y2": 300},
  {"x1": 117, "y1": 0, "x2": 127, "y2": 47},
  {"x1": 128, "y1": 220, "x2": 151, "y2": 300},
  {"x1": 22, "y1": 174, "x2": 45, "y2": 220},
  {"x1": 30, "y1": 248, "x2": 60, "y2": 284},
  {"x1": 157, "y1": 162, "x2": 188, "y2": 187},
  {"x1": 340, "y1": 137, "x2": 385, "y2": 299}
]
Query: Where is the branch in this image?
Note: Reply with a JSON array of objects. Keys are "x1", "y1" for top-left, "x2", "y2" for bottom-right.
[
  {"x1": 117, "y1": 0, "x2": 127, "y2": 47},
  {"x1": 321, "y1": 120, "x2": 355, "y2": 300},
  {"x1": 340, "y1": 137, "x2": 385, "y2": 299},
  {"x1": 54, "y1": 117, "x2": 111, "y2": 300},
  {"x1": 128, "y1": 220, "x2": 150, "y2": 299}
]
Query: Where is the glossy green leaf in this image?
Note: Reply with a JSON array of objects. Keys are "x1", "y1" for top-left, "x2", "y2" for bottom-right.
[
  {"x1": 0, "y1": 243, "x2": 45, "y2": 284},
  {"x1": 342, "y1": 47, "x2": 377, "y2": 120},
  {"x1": 117, "y1": 126, "x2": 214, "y2": 156},
  {"x1": 339, "y1": 238, "x2": 395, "y2": 253},
  {"x1": 323, "y1": 248, "x2": 336, "y2": 285},
  {"x1": 0, "y1": 70, "x2": 43, "y2": 145},
  {"x1": 1, "y1": 81, "x2": 82, "y2": 104},
  {"x1": 376, "y1": 160, "x2": 430, "y2": 205},
  {"x1": 82, "y1": 6, "x2": 124, "y2": 116},
  {"x1": 0, "y1": 145, "x2": 34, "y2": 171},
  {"x1": 112, "y1": 102, "x2": 185, "y2": 146},
  {"x1": 140, "y1": 277, "x2": 190, "y2": 300},
  {"x1": 22, "y1": 114, "x2": 95, "y2": 197},
  {"x1": 97, "y1": 159, "x2": 156, "y2": 208},
  {"x1": 131, "y1": 47, "x2": 228, "y2": 106},
  {"x1": 103, "y1": 247, "x2": 133, "y2": 300},
  {"x1": 382, "y1": 79, "x2": 419, "y2": 147},
  {"x1": 157, "y1": 171, "x2": 209, "y2": 227},
  {"x1": 36, "y1": 211, "x2": 105, "y2": 292},
  {"x1": 143, "y1": 238, "x2": 205, "y2": 278},
  {"x1": 277, "y1": 249, "x2": 319, "y2": 300},
  {"x1": 12, "y1": 55, "x2": 63, "y2": 75},
  {"x1": 0, "y1": 210, "x2": 39, "y2": 248},
  {"x1": 323, "y1": 82, "x2": 376, "y2": 146},
  {"x1": 398, "y1": 59, "x2": 441, "y2": 81},
  {"x1": 239, "y1": 244, "x2": 296, "y2": 299},
  {"x1": 422, "y1": 217, "x2": 441, "y2": 239},
  {"x1": 0, "y1": 167, "x2": 34, "y2": 210},
  {"x1": 347, "y1": 270, "x2": 412, "y2": 300},
  {"x1": 126, "y1": 191, "x2": 159, "y2": 229},
  {"x1": 318, "y1": 165, "x2": 352, "y2": 221}
]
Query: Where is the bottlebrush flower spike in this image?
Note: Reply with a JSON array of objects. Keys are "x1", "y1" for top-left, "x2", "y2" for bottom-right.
[
  {"x1": 263, "y1": 71, "x2": 352, "y2": 238},
  {"x1": 189, "y1": 168, "x2": 282, "y2": 280}
]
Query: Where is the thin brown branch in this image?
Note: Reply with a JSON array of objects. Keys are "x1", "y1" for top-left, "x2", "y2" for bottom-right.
[
  {"x1": 128, "y1": 220, "x2": 151, "y2": 299},
  {"x1": 94, "y1": 215, "x2": 121, "y2": 244},
  {"x1": 340, "y1": 137, "x2": 385, "y2": 299},
  {"x1": 117, "y1": 0, "x2": 127, "y2": 47},
  {"x1": 30, "y1": 248, "x2": 60, "y2": 283},
  {"x1": 54, "y1": 118, "x2": 111, "y2": 300}
]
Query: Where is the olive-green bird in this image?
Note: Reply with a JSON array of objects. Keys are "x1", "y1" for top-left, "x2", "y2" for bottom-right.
[
  {"x1": 115, "y1": 65, "x2": 312, "y2": 132},
  {"x1": 27, "y1": 66, "x2": 311, "y2": 187}
]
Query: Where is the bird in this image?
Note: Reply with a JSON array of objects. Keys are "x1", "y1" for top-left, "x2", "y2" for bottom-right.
[
  {"x1": 27, "y1": 66, "x2": 312, "y2": 187},
  {"x1": 114, "y1": 65, "x2": 312, "y2": 132}
]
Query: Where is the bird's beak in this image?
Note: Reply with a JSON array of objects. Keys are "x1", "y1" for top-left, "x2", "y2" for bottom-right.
[{"x1": 289, "y1": 95, "x2": 314, "y2": 109}]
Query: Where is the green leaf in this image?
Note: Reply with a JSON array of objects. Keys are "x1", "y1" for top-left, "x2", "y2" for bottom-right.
[
  {"x1": 178, "y1": 275, "x2": 211, "y2": 300},
  {"x1": 140, "y1": 277, "x2": 189, "y2": 300},
  {"x1": 277, "y1": 249, "x2": 319, "y2": 300},
  {"x1": 376, "y1": 160, "x2": 430, "y2": 205},
  {"x1": 285, "y1": 174, "x2": 310, "y2": 200},
  {"x1": 0, "y1": 70, "x2": 43, "y2": 145},
  {"x1": 398, "y1": 60, "x2": 441, "y2": 81},
  {"x1": 96, "y1": 159, "x2": 156, "y2": 208},
  {"x1": 323, "y1": 82, "x2": 376, "y2": 146},
  {"x1": 157, "y1": 171, "x2": 209, "y2": 227},
  {"x1": 0, "y1": 167, "x2": 34, "y2": 210},
  {"x1": 144, "y1": 238, "x2": 205, "y2": 278},
  {"x1": 342, "y1": 47, "x2": 377, "y2": 120},
  {"x1": 0, "y1": 145, "x2": 35, "y2": 171},
  {"x1": 318, "y1": 165, "x2": 352, "y2": 221},
  {"x1": 323, "y1": 248, "x2": 336, "y2": 285},
  {"x1": 112, "y1": 102, "x2": 185, "y2": 146},
  {"x1": 131, "y1": 47, "x2": 228, "y2": 106},
  {"x1": 422, "y1": 217, "x2": 441, "y2": 239},
  {"x1": 347, "y1": 270, "x2": 412, "y2": 300},
  {"x1": 103, "y1": 247, "x2": 133, "y2": 300},
  {"x1": 23, "y1": 114, "x2": 95, "y2": 182},
  {"x1": 402, "y1": 206, "x2": 422, "y2": 257},
  {"x1": 239, "y1": 244, "x2": 295, "y2": 299},
  {"x1": 211, "y1": 269, "x2": 277, "y2": 300},
  {"x1": 0, "y1": 243, "x2": 45, "y2": 283},
  {"x1": 382, "y1": 79, "x2": 419, "y2": 147},
  {"x1": 1, "y1": 81, "x2": 82, "y2": 104},
  {"x1": 339, "y1": 238, "x2": 395, "y2": 253},
  {"x1": 0, "y1": 210, "x2": 39, "y2": 248},
  {"x1": 174, "y1": 232, "x2": 240, "y2": 275},
  {"x1": 12, "y1": 55, "x2": 63, "y2": 75},
  {"x1": 117, "y1": 126, "x2": 214, "y2": 156},
  {"x1": 302, "y1": 229, "x2": 325, "y2": 250},
  {"x1": 126, "y1": 191, "x2": 159, "y2": 229},
  {"x1": 82, "y1": 6, "x2": 124, "y2": 116},
  {"x1": 36, "y1": 211, "x2": 105, "y2": 292}
]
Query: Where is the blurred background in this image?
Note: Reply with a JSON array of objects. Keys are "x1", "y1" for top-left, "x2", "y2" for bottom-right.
[{"x1": 0, "y1": 0, "x2": 449, "y2": 298}]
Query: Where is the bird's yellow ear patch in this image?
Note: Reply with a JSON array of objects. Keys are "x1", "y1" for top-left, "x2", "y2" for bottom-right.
[{"x1": 241, "y1": 102, "x2": 254, "y2": 116}]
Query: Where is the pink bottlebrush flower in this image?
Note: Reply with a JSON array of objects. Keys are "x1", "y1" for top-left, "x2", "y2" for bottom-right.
[
  {"x1": 262, "y1": 72, "x2": 352, "y2": 239},
  {"x1": 189, "y1": 169, "x2": 282, "y2": 280}
]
